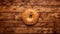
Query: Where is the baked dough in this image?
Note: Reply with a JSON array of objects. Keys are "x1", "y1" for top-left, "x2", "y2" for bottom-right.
[{"x1": 22, "y1": 9, "x2": 39, "y2": 25}]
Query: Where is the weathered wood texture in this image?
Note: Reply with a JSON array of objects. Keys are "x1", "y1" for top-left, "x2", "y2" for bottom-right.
[{"x1": 0, "y1": 0, "x2": 60, "y2": 34}]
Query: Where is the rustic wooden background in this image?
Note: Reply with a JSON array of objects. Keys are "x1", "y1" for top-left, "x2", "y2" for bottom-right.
[{"x1": 0, "y1": 0, "x2": 60, "y2": 34}]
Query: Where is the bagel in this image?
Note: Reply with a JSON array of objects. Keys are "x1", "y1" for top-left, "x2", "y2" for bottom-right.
[{"x1": 22, "y1": 9, "x2": 39, "y2": 25}]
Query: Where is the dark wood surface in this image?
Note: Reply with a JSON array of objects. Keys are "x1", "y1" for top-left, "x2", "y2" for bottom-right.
[{"x1": 0, "y1": 0, "x2": 60, "y2": 34}]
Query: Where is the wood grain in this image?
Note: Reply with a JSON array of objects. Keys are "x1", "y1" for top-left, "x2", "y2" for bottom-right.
[{"x1": 0, "y1": 0, "x2": 60, "y2": 34}]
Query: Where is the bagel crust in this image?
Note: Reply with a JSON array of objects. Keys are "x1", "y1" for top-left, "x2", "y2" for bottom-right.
[{"x1": 22, "y1": 9, "x2": 39, "y2": 25}]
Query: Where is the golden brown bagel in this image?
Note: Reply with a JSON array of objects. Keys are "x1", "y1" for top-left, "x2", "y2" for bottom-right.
[{"x1": 22, "y1": 9, "x2": 39, "y2": 25}]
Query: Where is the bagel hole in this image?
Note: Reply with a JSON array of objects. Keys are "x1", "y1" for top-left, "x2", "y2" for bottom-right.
[{"x1": 29, "y1": 14, "x2": 32, "y2": 18}]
